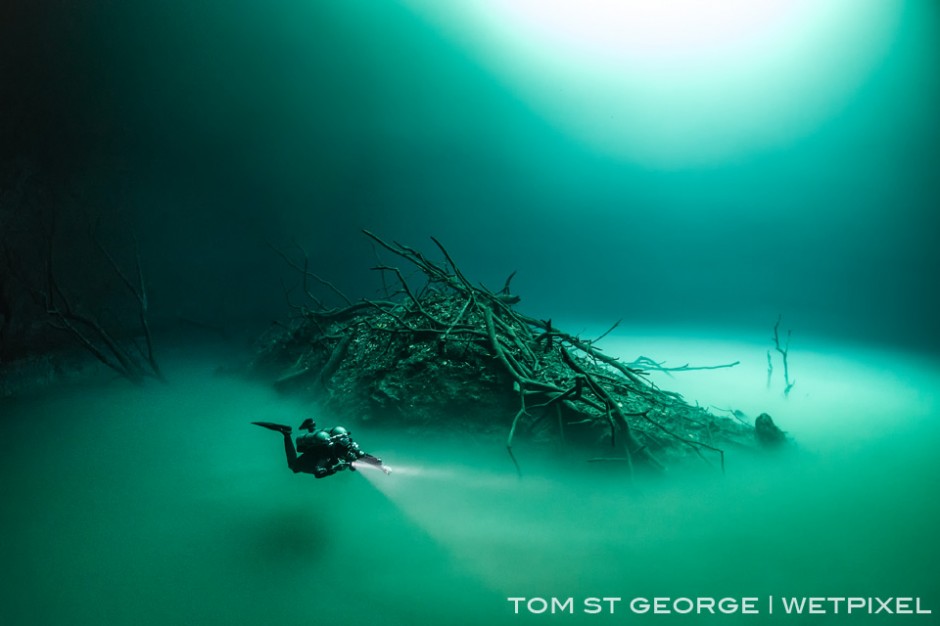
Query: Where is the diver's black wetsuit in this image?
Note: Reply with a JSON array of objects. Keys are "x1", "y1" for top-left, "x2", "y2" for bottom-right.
[
  {"x1": 253, "y1": 420, "x2": 389, "y2": 478},
  {"x1": 284, "y1": 430, "x2": 334, "y2": 477}
]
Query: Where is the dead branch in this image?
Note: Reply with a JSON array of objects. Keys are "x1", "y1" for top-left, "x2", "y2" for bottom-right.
[
  {"x1": 267, "y1": 241, "x2": 352, "y2": 306},
  {"x1": 627, "y1": 355, "x2": 740, "y2": 374},
  {"x1": 766, "y1": 350, "x2": 773, "y2": 389},
  {"x1": 43, "y1": 216, "x2": 164, "y2": 384},
  {"x1": 89, "y1": 228, "x2": 163, "y2": 381},
  {"x1": 772, "y1": 315, "x2": 795, "y2": 397}
]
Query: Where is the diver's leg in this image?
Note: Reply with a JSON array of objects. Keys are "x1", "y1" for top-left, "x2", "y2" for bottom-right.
[
  {"x1": 283, "y1": 433, "x2": 299, "y2": 472},
  {"x1": 251, "y1": 422, "x2": 299, "y2": 471}
]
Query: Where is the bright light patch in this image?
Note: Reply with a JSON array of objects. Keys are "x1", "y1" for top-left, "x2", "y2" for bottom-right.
[
  {"x1": 351, "y1": 460, "x2": 390, "y2": 473},
  {"x1": 403, "y1": 0, "x2": 902, "y2": 167},
  {"x1": 493, "y1": 0, "x2": 796, "y2": 63}
]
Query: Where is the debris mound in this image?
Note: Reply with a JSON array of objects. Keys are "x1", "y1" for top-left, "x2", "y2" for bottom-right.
[{"x1": 248, "y1": 231, "x2": 757, "y2": 475}]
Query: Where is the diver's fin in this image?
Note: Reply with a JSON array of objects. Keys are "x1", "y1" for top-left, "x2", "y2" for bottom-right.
[{"x1": 251, "y1": 421, "x2": 292, "y2": 435}]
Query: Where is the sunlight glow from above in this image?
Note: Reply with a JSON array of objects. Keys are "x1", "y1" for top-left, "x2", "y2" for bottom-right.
[
  {"x1": 496, "y1": 0, "x2": 796, "y2": 63},
  {"x1": 403, "y1": 0, "x2": 902, "y2": 167}
]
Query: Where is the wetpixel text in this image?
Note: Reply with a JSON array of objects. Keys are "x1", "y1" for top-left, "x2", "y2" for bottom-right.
[{"x1": 507, "y1": 596, "x2": 933, "y2": 616}]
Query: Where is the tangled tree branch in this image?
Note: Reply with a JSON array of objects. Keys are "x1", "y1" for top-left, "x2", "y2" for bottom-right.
[{"x1": 255, "y1": 231, "x2": 755, "y2": 475}]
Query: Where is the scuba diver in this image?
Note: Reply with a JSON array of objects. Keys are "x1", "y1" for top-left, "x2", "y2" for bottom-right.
[{"x1": 253, "y1": 418, "x2": 391, "y2": 478}]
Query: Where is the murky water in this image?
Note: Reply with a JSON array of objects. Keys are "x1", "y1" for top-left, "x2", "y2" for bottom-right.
[{"x1": 1, "y1": 331, "x2": 938, "y2": 625}]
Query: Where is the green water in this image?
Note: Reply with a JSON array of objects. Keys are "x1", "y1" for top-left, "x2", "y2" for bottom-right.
[
  {"x1": 2, "y1": 334, "x2": 937, "y2": 625},
  {"x1": 3, "y1": 2, "x2": 938, "y2": 623}
]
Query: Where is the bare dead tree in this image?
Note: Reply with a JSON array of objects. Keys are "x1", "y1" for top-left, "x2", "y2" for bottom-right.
[
  {"x1": 41, "y1": 210, "x2": 165, "y2": 384},
  {"x1": 772, "y1": 315, "x2": 795, "y2": 398}
]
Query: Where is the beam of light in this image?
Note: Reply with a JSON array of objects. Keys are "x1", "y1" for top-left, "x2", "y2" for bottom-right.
[
  {"x1": 355, "y1": 460, "x2": 541, "y2": 496},
  {"x1": 402, "y1": 0, "x2": 903, "y2": 167},
  {"x1": 354, "y1": 457, "x2": 570, "y2": 591},
  {"x1": 350, "y1": 460, "x2": 393, "y2": 474},
  {"x1": 355, "y1": 462, "x2": 454, "y2": 478}
]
